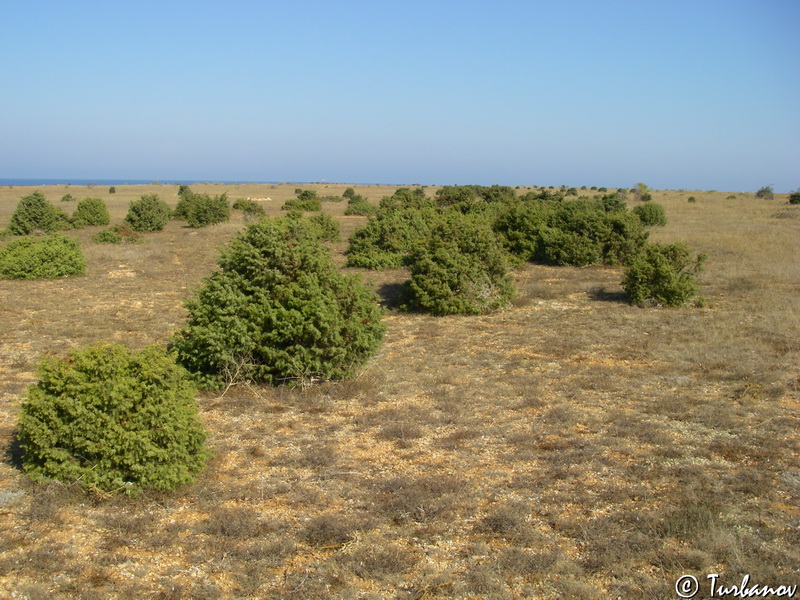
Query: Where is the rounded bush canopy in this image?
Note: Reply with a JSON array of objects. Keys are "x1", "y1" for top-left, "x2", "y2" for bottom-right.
[
  {"x1": 171, "y1": 216, "x2": 386, "y2": 388},
  {"x1": 17, "y1": 343, "x2": 207, "y2": 494}
]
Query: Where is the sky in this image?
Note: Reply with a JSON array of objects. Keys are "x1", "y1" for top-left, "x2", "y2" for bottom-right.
[{"x1": 2, "y1": 1, "x2": 798, "y2": 191}]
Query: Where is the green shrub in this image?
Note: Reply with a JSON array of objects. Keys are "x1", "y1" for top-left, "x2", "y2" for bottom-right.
[
  {"x1": 789, "y1": 190, "x2": 800, "y2": 205},
  {"x1": 108, "y1": 186, "x2": 116, "y2": 194},
  {"x1": 124, "y1": 194, "x2": 172, "y2": 232},
  {"x1": 187, "y1": 193, "x2": 230, "y2": 228},
  {"x1": 632, "y1": 202, "x2": 667, "y2": 226},
  {"x1": 282, "y1": 189, "x2": 322, "y2": 212},
  {"x1": 345, "y1": 202, "x2": 441, "y2": 269},
  {"x1": 403, "y1": 214, "x2": 515, "y2": 315},
  {"x1": 71, "y1": 197, "x2": 110, "y2": 227},
  {"x1": 17, "y1": 343, "x2": 207, "y2": 494},
  {"x1": 343, "y1": 187, "x2": 357, "y2": 200},
  {"x1": 232, "y1": 198, "x2": 267, "y2": 220},
  {"x1": 92, "y1": 224, "x2": 144, "y2": 244},
  {"x1": 8, "y1": 191, "x2": 69, "y2": 235},
  {"x1": 308, "y1": 213, "x2": 342, "y2": 242},
  {"x1": 492, "y1": 199, "x2": 555, "y2": 262},
  {"x1": 0, "y1": 234, "x2": 86, "y2": 279},
  {"x1": 171, "y1": 217, "x2": 386, "y2": 388},
  {"x1": 622, "y1": 243, "x2": 706, "y2": 307},
  {"x1": 61, "y1": 193, "x2": 75, "y2": 202},
  {"x1": 755, "y1": 185, "x2": 774, "y2": 199},
  {"x1": 539, "y1": 227, "x2": 603, "y2": 266},
  {"x1": 344, "y1": 195, "x2": 378, "y2": 216},
  {"x1": 688, "y1": 196, "x2": 697, "y2": 203}
]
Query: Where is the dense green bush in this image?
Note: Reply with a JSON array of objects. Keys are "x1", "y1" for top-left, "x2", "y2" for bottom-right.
[
  {"x1": 789, "y1": 190, "x2": 800, "y2": 205},
  {"x1": 92, "y1": 224, "x2": 144, "y2": 244},
  {"x1": 495, "y1": 196, "x2": 647, "y2": 267},
  {"x1": 124, "y1": 194, "x2": 172, "y2": 232},
  {"x1": 108, "y1": 186, "x2": 116, "y2": 194},
  {"x1": 0, "y1": 234, "x2": 86, "y2": 279},
  {"x1": 61, "y1": 193, "x2": 75, "y2": 202},
  {"x1": 186, "y1": 193, "x2": 230, "y2": 228},
  {"x1": 307, "y1": 213, "x2": 342, "y2": 242},
  {"x1": 171, "y1": 217, "x2": 386, "y2": 388},
  {"x1": 346, "y1": 202, "x2": 442, "y2": 269},
  {"x1": 9, "y1": 191, "x2": 69, "y2": 235},
  {"x1": 633, "y1": 202, "x2": 667, "y2": 227},
  {"x1": 282, "y1": 189, "x2": 322, "y2": 212},
  {"x1": 622, "y1": 243, "x2": 706, "y2": 307},
  {"x1": 174, "y1": 190, "x2": 230, "y2": 227},
  {"x1": 17, "y1": 343, "x2": 207, "y2": 494},
  {"x1": 71, "y1": 197, "x2": 110, "y2": 227},
  {"x1": 403, "y1": 214, "x2": 515, "y2": 315}
]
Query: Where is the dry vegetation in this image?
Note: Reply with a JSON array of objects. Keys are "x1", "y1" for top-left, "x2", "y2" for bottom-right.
[{"x1": 1, "y1": 183, "x2": 798, "y2": 599}]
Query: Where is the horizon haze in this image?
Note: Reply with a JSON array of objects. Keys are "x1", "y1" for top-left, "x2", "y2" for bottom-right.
[{"x1": 2, "y1": 1, "x2": 798, "y2": 192}]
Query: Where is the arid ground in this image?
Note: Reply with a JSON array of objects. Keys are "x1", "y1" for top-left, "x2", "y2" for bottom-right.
[{"x1": 1, "y1": 183, "x2": 798, "y2": 599}]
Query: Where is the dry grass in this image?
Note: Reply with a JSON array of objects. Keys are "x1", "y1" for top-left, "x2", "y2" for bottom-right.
[{"x1": 1, "y1": 184, "x2": 799, "y2": 598}]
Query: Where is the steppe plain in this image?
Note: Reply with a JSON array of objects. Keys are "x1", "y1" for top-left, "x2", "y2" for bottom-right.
[{"x1": 0, "y1": 182, "x2": 798, "y2": 599}]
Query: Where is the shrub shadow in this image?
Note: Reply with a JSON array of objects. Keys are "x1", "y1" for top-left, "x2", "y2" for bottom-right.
[
  {"x1": 376, "y1": 282, "x2": 407, "y2": 310},
  {"x1": 5, "y1": 431, "x2": 24, "y2": 471},
  {"x1": 588, "y1": 286, "x2": 628, "y2": 304}
]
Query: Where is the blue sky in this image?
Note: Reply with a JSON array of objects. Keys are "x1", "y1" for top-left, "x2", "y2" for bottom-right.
[{"x1": 2, "y1": 1, "x2": 798, "y2": 191}]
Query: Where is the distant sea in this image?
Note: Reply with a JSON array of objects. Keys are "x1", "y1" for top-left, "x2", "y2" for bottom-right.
[{"x1": 0, "y1": 178, "x2": 277, "y2": 187}]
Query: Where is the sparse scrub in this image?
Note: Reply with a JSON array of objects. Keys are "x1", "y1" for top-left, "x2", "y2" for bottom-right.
[
  {"x1": 0, "y1": 234, "x2": 85, "y2": 279},
  {"x1": 171, "y1": 216, "x2": 386, "y2": 388},
  {"x1": 16, "y1": 343, "x2": 207, "y2": 494},
  {"x1": 232, "y1": 198, "x2": 267, "y2": 220},
  {"x1": 343, "y1": 194, "x2": 378, "y2": 216},
  {"x1": 71, "y1": 197, "x2": 110, "y2": 227},
  {"x1": 124, "y1": 194, "x2": 172, "y2": 231},
  {"x1": 755, "y1": 185, "x2": 774, "y2": 199},
  {"x1": 92, "y1": 224, "x2": 144, "y2": 244},
  {"x1": 622, "y1": 242, "x2": 706, "y2": 307},
  {"x1": 9, "y1": 191, "x2": 70, "y2": 235}
]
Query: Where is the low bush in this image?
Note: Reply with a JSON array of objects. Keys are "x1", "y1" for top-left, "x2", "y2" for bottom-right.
[
  {"x1": 282, "y1": 190, "x2": 322, "y2": 212},
  {"x1": 171, "y1": 217, "x2": 386, "y2": 388},
  {"x1": 92, "y1": 224, "x2": 144, "y2": 244},
  {"x1": 124, "y1": 194, "x2": 172, "y2": 232},
  {"x1": 0, "y1": 234, "x2": 86, "y2": 279},
  {"x1": 71, "y1": 197, "x2": 110, "y2": 227},
  {"x1": 232, "y1": 198, "x2": 267, "y2": 220},
  {"x1": 403, "y1": 214, "x2": 515, "y2": 315},
  {"x1": 622, "y1": 243, "x2": 706, "y2": 307},
  {"x1": 17, "y1": 343, "x2": 207, "y2": 494},
  {"x1": 789, "y1": 190, "x2": 800, "y2": 205},
  {"x1": 632, "y1": 202, "x2": 667, "y2": 226},
  {"x1": 61, "y1": 193, "x2": 75, "y2": 202},
  {"x1": 344, "y1": 195, "x2": 378, "y2": 216},
  {"x1": 174, "y1": 190, "x2": 230, "y2": 227},
  {"x1": 9, "y1": 191, "x2": 70, "y2": 235},
  {"x1": 755, "y1": 185, "x2": 774, "y2": 200},
  {"x1": 186, "y1": 193, "x2": 230, "y2": 228}
]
